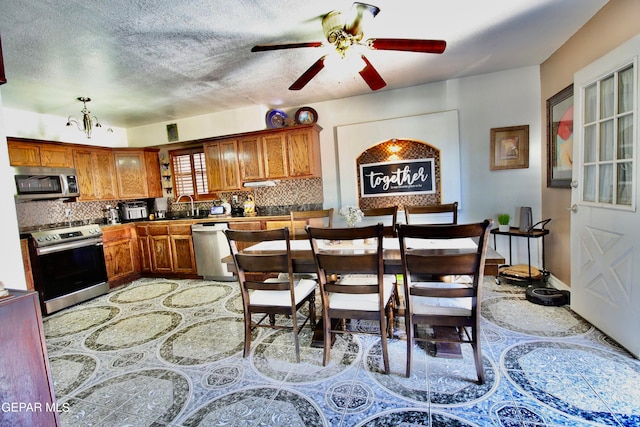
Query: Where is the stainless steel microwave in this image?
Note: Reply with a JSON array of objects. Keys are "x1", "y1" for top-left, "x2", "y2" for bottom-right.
[{"x1": 12, "y1": 166, "x2": 80, "y2": 200}]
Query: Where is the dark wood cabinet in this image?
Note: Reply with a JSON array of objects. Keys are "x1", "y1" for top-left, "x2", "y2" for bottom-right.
[
  {"x1": 102, "y1": 225, "x2": 141, "y2": 287},
  {"x1": 0, "y1": 290, "x2": 60, "y2": 426}
]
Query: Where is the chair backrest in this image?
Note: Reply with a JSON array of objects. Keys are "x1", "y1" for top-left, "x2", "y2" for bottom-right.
[
  {"x1": 224, "y1": 227, "x2": 295, "y2": 299},
  {"x1": 290, "y1": 208, "x2": 334, "y2": 239},
  {"x1": 361, "y1": 206, "x2": 398, "y2": 237},
  {"x1": 404, "y1": 202, "x2": 458, "y2": 225},
  {"x1": 396, "y1": 219, "x2": 493, "y2": 296},
  {"x1": 306, "y1": 223, "x2": 385, "y2": 296}
]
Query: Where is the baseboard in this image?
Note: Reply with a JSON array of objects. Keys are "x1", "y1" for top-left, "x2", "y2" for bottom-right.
[{"x1": 547, "y1": 274, "x2": 570, "y2": 291}]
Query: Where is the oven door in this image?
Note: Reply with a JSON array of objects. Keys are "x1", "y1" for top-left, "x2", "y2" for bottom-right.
[{"x1": 31, "y1": 238, "x2": 109, "y2": 313}]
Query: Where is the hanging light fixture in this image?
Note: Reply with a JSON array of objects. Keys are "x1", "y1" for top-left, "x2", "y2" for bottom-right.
[{"x1": 66, "y1": 97, "x2": 112, "y2": 139}]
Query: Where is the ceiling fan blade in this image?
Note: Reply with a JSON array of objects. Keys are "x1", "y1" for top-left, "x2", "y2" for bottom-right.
[
  {"x1": 289, "y1": 56, "x2": 327, "y2": 90},
  {"x1": 251, "y1": 42, "x2": 323, "y2": 52},
  {"x1": 359, "y1": 55, "x2": 386, "y2": 91},
  {"x1": 345, "y1": 2, "x2": 380, "y2": 37},
  {"x1": 366, "y1": 38, "x2": 446, "y2": 54}
]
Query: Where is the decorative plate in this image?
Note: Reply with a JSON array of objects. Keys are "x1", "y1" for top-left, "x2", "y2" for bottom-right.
[
  {"x1": 266, "y1": 110, "x2": 288, "y2": 128},
  {"x1": 295, "y1": 107, "x2": 318, "y2": 125}
]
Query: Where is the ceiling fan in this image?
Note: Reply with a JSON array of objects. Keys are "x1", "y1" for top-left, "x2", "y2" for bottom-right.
[{"x1": 251, "y1": 2, "x2": 446, "y2": 91}]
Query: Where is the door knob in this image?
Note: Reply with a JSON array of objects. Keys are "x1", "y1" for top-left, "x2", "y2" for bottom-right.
[
  {"x1": 567, "y1": 204, "x2": 578, "y2": 213},
  {"x1": 570, "y1": 180, "x2": 579, "y2": 188}
]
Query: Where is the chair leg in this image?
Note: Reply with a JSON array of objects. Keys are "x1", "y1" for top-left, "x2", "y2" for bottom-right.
[
  {"x1": 308, "y1": 294, "x2": 316, "y2": 328},
  {"x1": 243, "y1": 313, "x2": 252, "y2": 358},
  {"x1": 379, "y1": 316, "x2": 390, "y2": 374},
  {"x1": 405, "y1": 317, "x2": 413, "y2": 377},
  {"x1": 471, "y1": 328, "x2": 485, "y2": 385},
  {"x1": 323, "y1": 314, "x2": 331, "y2": 366},
  {"x1": 292, "y1": 315, "x2": 301, "y2": 363},
  {"x1": 269, "y1": 314, "x2": 276, "y2": 326}
]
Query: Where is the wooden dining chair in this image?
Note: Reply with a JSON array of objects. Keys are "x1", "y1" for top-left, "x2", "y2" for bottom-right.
[
  {"x1": 361, "y1": 206, "x2": 398, "y2": 237},
  {"x1": 290, "y1": 208, "x2": 334, "y2": 239},
  {"x1": 306, "y1": 223, "x2": 396, "y2": 374},
  {"x1": 404, "y1": 202, "x2": 458, "y2": 225},
  {"x1": 224, "y1": 227, "x2": 317, "y2": 362},
  {"x1": 396, "y1": 219, "x2": 493, "y2": 383}
]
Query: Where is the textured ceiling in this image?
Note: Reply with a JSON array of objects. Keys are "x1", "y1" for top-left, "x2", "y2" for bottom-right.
[{"x1": 0, "y1": 0, "x2": 608, "y2": 128}]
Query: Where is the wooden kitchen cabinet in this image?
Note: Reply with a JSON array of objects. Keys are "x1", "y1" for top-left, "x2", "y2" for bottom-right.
[
  {"x1": 113, "y1": 148, "x2": 162, "y2": 199},
  {"x1": 262, "y1": 132, "x2": 289, "y2": 178},
  {"x1": 73, "y1": 147, "x2": 118, "y2": 200},
  {"x1": 102, "y1": 225, "x2": 140, "y2": 287},
  {"x1": 114, "y1": 150, "x2": 149, "y2": 199},
  {"x1": 287, "y1": 126, "x2": 321, "y2": 177},
  {"x1": 144, "y1": 150, "x2": 163, "y2": 198},
  {"x1": 169, "y1": 224, "x2": 196, "y2": 274},
  {"x1": 139, "y1": 223, "x2": 196, "y2": 275},
  {"x1": 8, "y1": 138, "x2": 73, "y2": 168},
  {"x1": 0, "y1": 290, "x2": 61, "y2": 426},
  {"x1": 238, "y1": 135, "x2": 264, "y2": 181},
  {"x1": 204, "y1": 139, "x2": 241, "y2": 191},
  {"x1": 136, "y1": 225, "x2": 152, "y2": 273}
]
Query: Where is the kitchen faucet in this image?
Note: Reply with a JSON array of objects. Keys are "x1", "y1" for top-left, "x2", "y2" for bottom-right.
[{"x1": 176, "y1": 194, "x2": 195, "y2": 216}]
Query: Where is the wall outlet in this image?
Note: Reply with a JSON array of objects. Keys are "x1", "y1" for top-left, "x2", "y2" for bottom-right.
[
  {"x1": 65, "y1": 208, "x2": 71, "y2": 217},
  {"x1": 232, "y1": 195, "x2": 238, "y2": 204}
]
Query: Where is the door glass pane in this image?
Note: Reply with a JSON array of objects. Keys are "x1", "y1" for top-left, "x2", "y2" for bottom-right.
[
  {"x1": 600, "y1": 119, "x2": 614, "y2": 161},
  {"x1": 618, "y1": 114, "x2": 633, "y2": 160},
  {"x1": 598, "y1": 163, "x2": 613, "y2": 203},
  {"x1": 617, "y1": 162, "x2": 632, "y2": 205},
  {"x1": 583, "y1": 164, "x2": 596, "y2": 202},
  {"x1": 619, "y1": 65, "x2": 634, "y2": 114},
  {"x1": 585, "y1": 84, "x2": 597, "y2": 123},
  {"x1": 600, "y1": 75, "x2": 615, "y2": 119},
  {"x1": 584, "y1": 124, "x2": 597, "y2": 162}
]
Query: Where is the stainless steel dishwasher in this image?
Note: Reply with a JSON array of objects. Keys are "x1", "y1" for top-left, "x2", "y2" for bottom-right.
[{"x1": 191, "y1": 223, "x2": 235, "y2": 281}]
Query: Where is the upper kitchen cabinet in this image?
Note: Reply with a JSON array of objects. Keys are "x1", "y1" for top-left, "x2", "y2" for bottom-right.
[
  {"x1": 235, "y1": 124, "x2": 322, "y2": 183},
  {"x1": 7, "y1": 138, "x2": 73, "y2": 168},
  {"x1": 113, "y1": 149, "x2": 162, "y2": 199},
  {"x1": 72, "y1": 147, "x2": 118, "y2": 201},
  {"x1": 287, "y1": 126, "x2": 321, "y2": 177},
  {"x1": 237, "y1": 135, "x2": 265, "y2": 181},
  {"x1": 144, "y1": 150, "x2": 163, "y2": 198},
  {"x1": 204, "y1": 139, "x2": 241, "y2": 191}
]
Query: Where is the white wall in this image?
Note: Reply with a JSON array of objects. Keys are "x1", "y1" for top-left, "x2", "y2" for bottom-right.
[
  {"x1": 4, "y1": 107, "x2": 128, "y2": 147},
  {"x1": 0, "y1": 93, "x2": 29, "y2": 290}
]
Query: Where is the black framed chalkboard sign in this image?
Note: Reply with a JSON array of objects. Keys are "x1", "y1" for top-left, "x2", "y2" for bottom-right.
[{"x1": 360, "y1": 159, "x2": 436, "y2": 198}]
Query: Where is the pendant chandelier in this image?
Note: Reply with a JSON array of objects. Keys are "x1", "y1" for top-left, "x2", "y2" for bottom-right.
[{"x1": 66, "y1": 97, "x2": 112, "y2": 139}]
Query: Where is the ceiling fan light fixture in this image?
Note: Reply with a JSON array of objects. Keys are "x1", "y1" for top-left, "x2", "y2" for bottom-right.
[{"x1": 322, "y1": 11, "x2": 344, "y2": 44}]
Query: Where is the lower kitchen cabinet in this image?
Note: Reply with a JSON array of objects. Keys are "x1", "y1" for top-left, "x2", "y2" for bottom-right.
[
  {"x1": 0, "y1": 290, "x2": 61, "y2": 426},
  {"x1": 136, "y1": 223, "x2": 196, "y2": 276},
  {"x1": 102, "y1": 225, "x2": 140, "y2": 287}
]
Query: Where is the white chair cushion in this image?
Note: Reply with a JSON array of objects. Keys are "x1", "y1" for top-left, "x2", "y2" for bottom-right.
[
  {"x1": 409, "y1": 281, "x2": 473, "y2": 317},
  {"x1": 328, "y1": 274, "x2": 396, "y2": 311},
  {"x1": 250, "y1": 278, "x2": 316, "y2": 307}
]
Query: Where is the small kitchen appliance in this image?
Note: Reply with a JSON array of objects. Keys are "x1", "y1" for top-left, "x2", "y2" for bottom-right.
[{"x1": 119, "y1": 201, "x2": 149, "y2": 222}]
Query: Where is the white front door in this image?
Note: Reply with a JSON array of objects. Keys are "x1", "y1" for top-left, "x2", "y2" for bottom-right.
[{"x1": 571, "y1": 35, "x2": 640, "y2": 358}]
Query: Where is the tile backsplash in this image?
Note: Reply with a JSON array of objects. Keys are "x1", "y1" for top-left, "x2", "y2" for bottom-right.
[{"x1": 15, "y1": 177, "x2": 324, "y2": 229}]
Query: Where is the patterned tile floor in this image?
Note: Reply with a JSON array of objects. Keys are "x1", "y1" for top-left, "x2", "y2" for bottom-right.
[{"x1": 42, "y1": 277, "x2": 640, "y2": 426}]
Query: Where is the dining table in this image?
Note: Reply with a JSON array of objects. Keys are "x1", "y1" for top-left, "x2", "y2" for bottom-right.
[{"x1": 221, "y1": 236, "x2": 505, "y2": 277}]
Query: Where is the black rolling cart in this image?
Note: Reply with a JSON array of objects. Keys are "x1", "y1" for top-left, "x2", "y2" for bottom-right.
[{"x1": 491, "y1": 218, "x2": 551, "y2": 286}]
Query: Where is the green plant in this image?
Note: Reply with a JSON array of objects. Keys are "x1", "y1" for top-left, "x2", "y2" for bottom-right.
[{"x1": 498, "y1": 213, "x2": 511, "y2": 225}]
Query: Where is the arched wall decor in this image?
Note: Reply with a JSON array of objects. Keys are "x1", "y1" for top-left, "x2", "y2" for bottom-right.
[
  {"x1": 356, "y1": 139, "x2": 441, "y2": 210},
  {"x1": 335, "y1": 110, "x2": 461, "y2": 212}
]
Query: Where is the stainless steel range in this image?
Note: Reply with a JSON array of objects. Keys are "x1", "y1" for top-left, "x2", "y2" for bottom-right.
[{"x1": 28, "y1": 223, "x2": 109, "y2": 315}]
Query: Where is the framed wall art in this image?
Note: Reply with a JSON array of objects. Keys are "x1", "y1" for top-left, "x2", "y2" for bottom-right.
[
  {"x1": 490, "y1": 125, "x2": 529, "y2": 170},
  {"x1": 547, "y1": 84, "x2": 574, "y2": 188}
]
